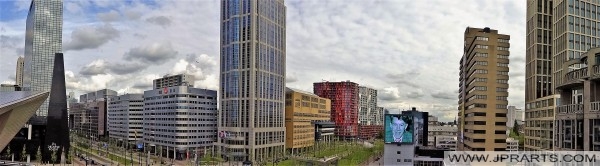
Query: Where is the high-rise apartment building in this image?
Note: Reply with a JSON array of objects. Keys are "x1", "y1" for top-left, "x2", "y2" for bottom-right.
[
  {"x1": 359, "y1": 86, "x2": 377, "y2": 125},
  {"x1": 143, "y1": 85, "x2": 217, "y2": 160},
  {"x1": 524, "y1": 0, "x2": 558, "y2": 152},
  {"x1": 314, "y1": 81, "x2": 360, "y2": 139},
  {"x1": 284, "y1": 87, "x2": 331, "y2": 154},
  {"x1": 16, "y1": 57, "x2": 24, "y2": 87},
  {"x1": 22, "y1": 0, "x2": 63, "y2": 118},
  {"x1": 217, "y1": 0, "x2": 287, "y2": 163},
  {"x1": 358, "y1": 86, "x2": 383, "y2": 139},
  {"x1": 458, "y1": 27, "x2": 510, "y2": 151},
  {"x1": 153, "y1": 74, "x2": 194, "y2": 89},
  {"x1": 107, "y1": 94, "x2": 144, "y2": 145}
]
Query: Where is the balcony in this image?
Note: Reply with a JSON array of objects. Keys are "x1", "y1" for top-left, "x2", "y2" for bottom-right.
[
  {"x1": 558, "y1": 67, "x2": 588, "y2": 89},
  {"x1": 591, "y1": 101, "x2": 600, "y2": 112},
  {"x1": 556, "y1": 104, "x2": 583, "y2": 114},
  {"x1": 591, "y1": 65, "x2": 600, "y2": 80}
]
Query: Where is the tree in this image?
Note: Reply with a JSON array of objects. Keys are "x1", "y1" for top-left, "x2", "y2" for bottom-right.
[
  {"x1": 5, "y1": 146, "x2": 11, "y2": 160},
  {"x1": 512, "y1": 120, "x2": 520, "y2": 136},
  {"x1": 36, "y1": 146, "x2": 41, "y2": 162},
  {"x1": 21, "y1": 144, "x2": 27, "y2": 161}
]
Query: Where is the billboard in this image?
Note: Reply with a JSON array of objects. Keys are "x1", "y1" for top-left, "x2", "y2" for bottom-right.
[{"x1": 384, "y1": 114, "x2": 414, "y2": 143}]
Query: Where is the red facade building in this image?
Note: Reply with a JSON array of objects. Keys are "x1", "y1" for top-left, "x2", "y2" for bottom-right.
[{"x1": 313, "y1": 81, "x2": 359, "y2": 138}]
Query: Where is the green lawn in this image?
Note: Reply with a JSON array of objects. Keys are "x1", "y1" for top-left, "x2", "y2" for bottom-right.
[{"x1": 273, "y1": 140, "x2": 383, "y2": 166}]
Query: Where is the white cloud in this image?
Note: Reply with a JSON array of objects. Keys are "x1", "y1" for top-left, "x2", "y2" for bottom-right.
[{"x1": 0, "y1": 0, "x2": 529, "y2": 122}]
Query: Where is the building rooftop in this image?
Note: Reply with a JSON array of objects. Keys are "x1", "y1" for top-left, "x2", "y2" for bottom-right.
[{"x1": 286, "y1": 87, "x2": 318, "y2": 96}]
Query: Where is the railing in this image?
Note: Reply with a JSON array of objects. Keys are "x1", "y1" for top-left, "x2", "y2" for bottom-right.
[
  {"x1": 556, "y1": 104, "x2": 583, "y2": 114},
  {"x1": 591, "y1": 101, "x2": 600, "y2": 112},
  {"x1": 563, "y1": 67, "x2": 588, "y2": 85}
]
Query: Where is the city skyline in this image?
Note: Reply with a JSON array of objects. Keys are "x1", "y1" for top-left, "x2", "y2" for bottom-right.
[{"x1": 0, "y1": 0, "x2": 527, "y2": 122}]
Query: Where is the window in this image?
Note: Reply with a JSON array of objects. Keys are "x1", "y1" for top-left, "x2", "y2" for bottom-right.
[
  {"x1": 497, "y1": 96, "x2": 508, "y2": 100},
  {"x1": 475, "y1": 61, "x2": 488, "y2": 66},
  {"x1": 476, "y1": 45, "x2": 488, "y2": 49},
  {"x1": 475, "y1": 69, "x2": 488, "y2": 74},
  {"x1": 476, "y1": 36, "x2": 489, "y2": 41},
  {"x1": 498, "y1": 38, "x2": 509, "y2": 43},
  {"x1": 474, "y1": 130, "x2": 486, "y2": 134},
  {"x1": 497, "y1": 71, "x2": 509, "y2": 75},
  {"x1": 496, "y1": 105, "x2": 507, "y2": 109},
  {"x1": 474, "y1": 121, "x2": 486, "y2": 125},
  {"x1": 497, "y1": 63, "x2": 509, "y2": 67},
  {"x1": 495, "y1": 122, "x2": 506, "y2": 125},
  {"x1": 475, "y1": 53, "x2": 488, "y2": 57},
  {"x1": 497, "y1": 46, "x2": 509, "y2": 51},
  {"x1": 497, "y1": 79, "x2": 508, "y2": 84},
  {"x1": 474, "y1": 86, "x2": 487, "y2": 91},
  {"x1": 396, "y1": 151, "x2": 401, "y2": 154},
  {"x1": 498, "y1": 55, "x2": 509, "y2": 59},
  {"x1": 404, "y1": 159, "x2": 412, "y2": 162},
  {"x1": 497, "y1": 87, "x2": 508, "y2": 92},
  {"x1": 475, "y1": 78, "x2": 487, "y2": 82}
]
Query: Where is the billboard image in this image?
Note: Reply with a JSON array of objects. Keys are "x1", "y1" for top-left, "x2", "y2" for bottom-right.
[{"x1": 384, "y1": 114, "x2": 414, "y2": 143}]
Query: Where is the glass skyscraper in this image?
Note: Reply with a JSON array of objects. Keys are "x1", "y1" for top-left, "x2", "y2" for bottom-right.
[
  {"x1": 217, "y1": 0, "x2": 286, "y2": 163},
  {"x1": 23, "y1": 0, "x2": 63, "y2": 118}
]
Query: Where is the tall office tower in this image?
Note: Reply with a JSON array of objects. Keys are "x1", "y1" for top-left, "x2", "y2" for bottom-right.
[
  {"x1": 16, "y1": 57, "x2": 24, "y2": 87},
  {"x1": 457, "y1": 27, "x2": 510, "y2": 151},
  {"x1": 358, "y1": 86, "x2": 377, "y2": 125},
  {"x1": 22, "y1": 0, "x2": 63, "y2": 119},
  {"x1": 144, "y1": 83, "x2": 217, "y2": 160},
  {"x1": 313, "y1": 81, "x2": 360, "y2": 139},
  {"x1": 217, "y1": 0, "x2": 287, "y2": 163},
  {"x1": 552, "y1": 0, "x2": 600, "y2": 151},
  {"x1": 524, "y1": 0, "x2": 557, "y2": 152},
  {"x1": 107, "y1": 94, "x2": 144, "y2": 146}
]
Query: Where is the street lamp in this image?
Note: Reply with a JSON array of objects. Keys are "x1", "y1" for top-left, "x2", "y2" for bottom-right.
[{"x1": 48, "y1": 142, "x2": 60, "y2": 166}]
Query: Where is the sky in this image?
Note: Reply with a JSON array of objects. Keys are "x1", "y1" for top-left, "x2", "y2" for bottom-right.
[{"x1": 0, "y1": 0, "x2": 527, "y2": 122}]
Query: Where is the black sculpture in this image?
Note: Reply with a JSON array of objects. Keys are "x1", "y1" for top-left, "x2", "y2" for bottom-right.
[{"x1": 43, "y1": 53, "x2": 70, "y2": 163}]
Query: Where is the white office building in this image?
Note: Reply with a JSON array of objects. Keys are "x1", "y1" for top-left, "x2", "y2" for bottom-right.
[
  {"x1": 107, "y1": 93, "x2": 144, "y2": 146},
  {"x1": 143, "y1": 85, "x2": 218, "y2": 160}
]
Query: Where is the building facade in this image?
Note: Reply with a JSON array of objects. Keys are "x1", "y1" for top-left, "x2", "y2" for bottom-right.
[
  {"x1": 507, "y1": 137, "x2": 519, "y2": 152},
  {"x1": 358, "y1": 86, "x2": 377, "y2": 125},
  {"x1": 16, "y1": 57, "x2": 24, "y2": 87},
  {"x1": 524, "y1": 0, "x2": 557, "y2": 152},
  {"x1": 508, "y1": 106, "x2": 525, "y2": 128},
  {"x1": 458, "y1": 27, "x2": 510, "y2": 151},
  {"x1": 143, "y1": 85, "x2": 218, "y2": 160},
  {"x1": 284, "y1": 87, "x2": 331, "y2": 154},
  {"x1": 217, "y1": 0, "x2": 287, "y2": 163},
  {"x1": 552, "y1": 0, "x2": 600, "y2": 152},
  {"x1": 313, "y1": 81, "x2": 360, "y2": 139},
  {"x1": 357, "y1": 86, "x2": 383, "y2": 139},
  {"x1": 22, "y1": 0, "x2": 63, "y2": 118},
  {"x1": 427, "y1": 125, "x2": 458, "y2": 150},
  {"x1": 71, "y1": 89, "x2": 117, "y2": 140},
  {"x1": 153, "y1": 74, "x2": 194, "y2": 89},
  {"x1": 107, "y1": 94, "x2": 144, "y2": 145},
  {"x1": 555, "y1": 48, "x2": 600, "y2": 151}
]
